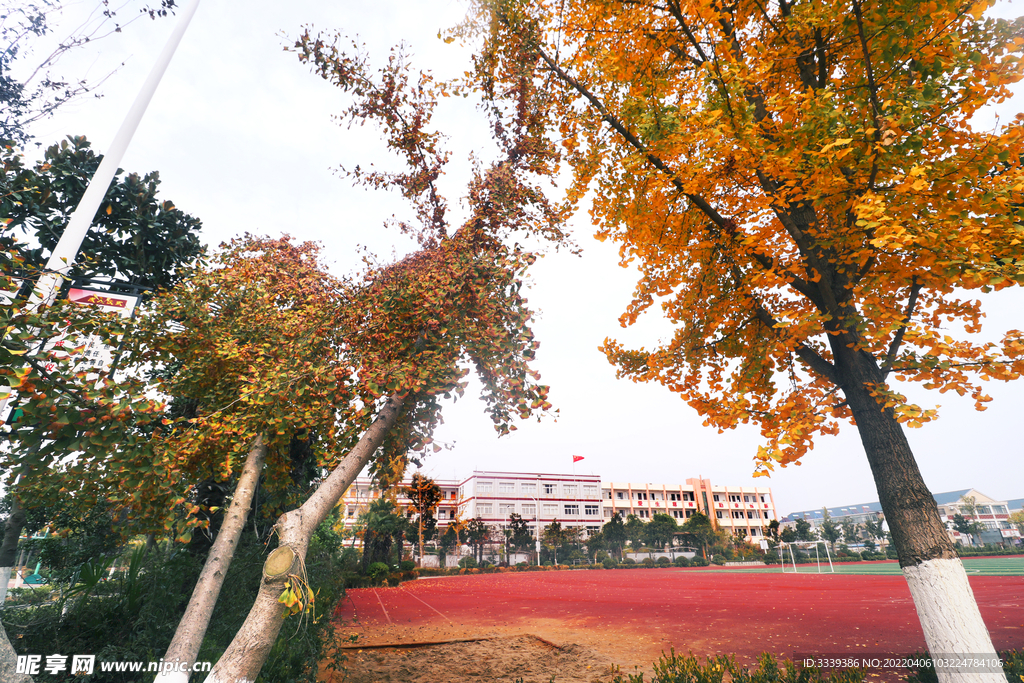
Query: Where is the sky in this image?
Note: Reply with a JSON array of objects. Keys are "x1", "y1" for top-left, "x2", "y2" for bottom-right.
[{"x1": 16, "y1": 0, "x2": 1024, "y2": 516}]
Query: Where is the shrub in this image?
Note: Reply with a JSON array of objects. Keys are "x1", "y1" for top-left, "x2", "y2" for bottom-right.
[
  {"x1": 595, "y1": 550, "x2": 609, "y2": 562},
  {"x1": 623, "y1": 557, "x2": 637, "y2": 565},
  {"x1": 400, "y1": 560, "x2": 416, "y2": 571},
  {"x1": 642, "y1": 557, "x2": 656, "y2": 567},
  {"x1": 691, "y1": 556, "x2": 709, "y2": 567},
  {"x1": 366, "y1": 562, "x2": 390, "y2": 581},
  {"x1": 516, "y1": 562, "x2": 529, "y2": 568},
  {"x1": 602, "y1": 557, "x2": 617, "y2": 569},
  {"x1": 673, "y1": 556, "x2": 691, "y2": 567},
  {"x1": 657, "y1": 556, "x2": 671, "y2": 566},
  {"x1": 458, "y1": 556, "x2": 478, "y2": 569}
]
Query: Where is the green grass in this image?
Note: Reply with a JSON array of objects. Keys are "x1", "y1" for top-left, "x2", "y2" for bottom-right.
[{"x1": 700, "y1": 556, "x2": 1024, "y2": 576}]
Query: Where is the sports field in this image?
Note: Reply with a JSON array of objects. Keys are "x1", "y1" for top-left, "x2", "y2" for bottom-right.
[{"x1": 328, "y1": 561, "x2": 1024, "y2": 683}]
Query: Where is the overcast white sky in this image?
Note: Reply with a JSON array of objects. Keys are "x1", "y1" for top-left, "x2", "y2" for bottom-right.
[{"x1": 19, "y1": 0, "x2": 1024, "y2": 515}]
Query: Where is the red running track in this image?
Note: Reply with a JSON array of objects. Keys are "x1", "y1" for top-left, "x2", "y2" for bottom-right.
[{"x1": 334, "y1": 567, "x2": 1023, "y2": 668}]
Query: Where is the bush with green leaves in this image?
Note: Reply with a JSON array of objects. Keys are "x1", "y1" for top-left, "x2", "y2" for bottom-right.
[
  {"x1": 673, "y1": 556, "x2": 691, "y2": 567},
  {"x1": 657, "y1": 556, "x2": 671, "y2": 565},
  {"x1": 366, "y1": 562, "x2": 390, "y2": 581},
  {"x1": 459, "y1": 556, "x2": 479, "y2": 569},
  {"x1": 602, "y1": 557, "x2": 618, "y2": 569},
  {"x1": 5, "y1": 520, "x2": 349, "y2": 683},
  {"x1": 642, "y1": 557, "x2": 656, "y2": 567}
]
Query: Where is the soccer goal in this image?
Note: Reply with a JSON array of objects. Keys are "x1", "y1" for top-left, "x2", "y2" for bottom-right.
[{"x1": 778, "y1": 540, "x2": 834, "y2": 573}]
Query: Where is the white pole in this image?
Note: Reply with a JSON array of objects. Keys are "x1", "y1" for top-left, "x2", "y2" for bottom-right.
[
  {"x1": 825, "y1": 541, "x2": 834, "y2": 573},
  {"x1": 28, "y1": 0, "x2": 203, "y2": 310},
  {"x1": 815, "y1": 542, "x2": 821, "y2": 573}
]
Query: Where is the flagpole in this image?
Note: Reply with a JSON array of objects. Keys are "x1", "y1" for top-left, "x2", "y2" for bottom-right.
[{"x1": 28, "y1": 0, "x2": 204, "y2": 311}]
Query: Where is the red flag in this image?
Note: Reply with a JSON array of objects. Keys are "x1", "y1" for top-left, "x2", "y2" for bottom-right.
[{"x1": 572, "y1": 455, "x2": 584, "y2": 463}]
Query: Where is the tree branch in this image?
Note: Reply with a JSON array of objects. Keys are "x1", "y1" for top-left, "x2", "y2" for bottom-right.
[{"x1": 881, "y1": 278, "x2": 922, "y2": 377}]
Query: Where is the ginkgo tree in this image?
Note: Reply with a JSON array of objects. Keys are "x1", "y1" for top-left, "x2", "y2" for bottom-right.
[
  {"x1": 464, "y1": 0, "x2": 1023, "y2": 677},
  {"x1": 178, "y1": 29, "x2": 568, "y2": 682}
]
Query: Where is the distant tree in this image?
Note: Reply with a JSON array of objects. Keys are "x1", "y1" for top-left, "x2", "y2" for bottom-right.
[
  {"x1": 840, "y1": 520, "x2": 861, "y2": 547},
  {"x1": 602, "y1": 513, "x2": 626, "y2": 560},
  {"x1": 952, "y1": 514, "x2": 984, "y2": 547},
  {"x1": 1009, "y1": 510, "x2": 1024, "y2": 537},
  {"x1": 624, "y1": 514, "x2": 646, "y2": 550},
  {"x1": 819, "y1": 509, "x2": 842, "y2": 553},
  {"x1": 465, "y1": 518, "x2": 490, "y2": 564},
  {"x1": 359, "y1": 498, "x2": 403, "y2": 572},
  {"x1": 645, "y1": 513, "x2": 678, "y2": 550},
  {"x1": 437, "y1": 525, "x2": 458, "y2": 569},
  {"x1": 506, "y1": 513, "x2": 534, "y2": 559},
  {"x1": 780, "y1": 526, "x2": 797, "y2": 544},
  {"x1": 405, "y1": 473, "x2": 443, "y2": 566},
  {"x1": 794, "y1": 519, "x2": 814, "y2": 542},
  {"x1": 680, "y1": 511, "x2": 717, "y2": 560},
  {"x1": 541, "y1": 519, "x2": 566, "y2": 563},
  {"x1": 762, "y1": 519, "x2": 780, "y2": 552},
  {"x1": 584, "y1": 529, "x2": 605, "y2": 561},
  {"x1": 863, "y1": 517, "x2": 887, "y2": 550}
]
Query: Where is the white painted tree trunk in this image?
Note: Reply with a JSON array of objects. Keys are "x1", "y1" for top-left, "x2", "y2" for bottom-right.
[
  {"x1": 903, "y1": 558, "x2": 1005, "y2": 682},
  {"x1": 0, "y1": 615, "x2": 32, "y2": 683},
  {"x1": 203, "y1": 395, "x2": 405, "y2": 683},
  {"x1": 0, "y1": 566, "x2": 10, "y2": 607},
  {"x1": 155, "y1": 436, "x2": 268, "y2": 683}
]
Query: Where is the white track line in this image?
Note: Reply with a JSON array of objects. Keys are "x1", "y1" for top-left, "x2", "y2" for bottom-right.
[
  {"x1": 401, "y1": 586, "x2": 454, "y2": 625},
  {"x1": 372, "y1": 588, "x2": 393, "y2": 625}
]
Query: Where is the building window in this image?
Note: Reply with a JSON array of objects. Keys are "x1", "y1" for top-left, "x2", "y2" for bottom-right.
[
  {"x1": 636, "y1": 492, "x2": 648, "y2": 500},
  {"x1": 672, "y1": 510, "x2": 683, "y2": 518},
  {"x1": 564, "y1": 504, "x2": 580, "y2": 516},
  {"x1": 713, "y1": 494, "x2": 721, "y2": 502},
  {"x1": 732, "y1": 511, "x2": 744, "y2": 519},
  {"x1": 716, "y1": 511, "x2": 724, "y2": 519},
  {"x1": 477, "y1": 504, "x2": 493, "y2": 515},
  {"x1": 564, "y1": 485, "x2": 578, "y2": 497},
  {"x1": 521, "y1": 504, "x2": 536, "y2": 516},
  {"x1": 438, "y1": 510, "x2": 447, "y2": 519},
  {"x1": 638, "y1": 510, "x2": 650, "y2": 518},
  {"x1": 478, "y1": 482, "x2": 493, "y2": 493},
  {"x1": 743, "y1": 495, "x2": 752, "y2": 502},
  {"x1": 686, "y1": 510, "x2": 695, "y2": 518},
  {"x1": 347, "y1": 507, "x2": 355, "y2": 517},
  {"x1": 760, "y1": 495, "x2": 766, "y2": 503},
  {"x1": 683, "y1": 492, "x2": 695, "y2": 502},
  {"x1": 763, "y1": 511, "x2": 769, "y2": 519},
  {"x1": 585, "y1": 505, "x2": 599, "y2": 516},
  {"x1": 750, "y1": 527, "x2": 760, "y2": 536},
  {"x1": 747, "y1": 511, "x2": 757, "y2": 519},
  {"x1": 521, "y1": 483, "x2": 536, "y2": 495},
  {"x1": 669, "y1": 493, "x2": 681, "y2": 502},
  {"x1": 499, "y1": 503, "x2": 516, "y2": 516},
  {"x1": 543, "y1": 504, "x2": 558, "y2": 516},
  {"x1": 604, "y1": 509, "x2": 613, "y2": 517},
  {"x1": 499, "y1": 482, "x2": 515, "y2": 494},
  {"x1": 544, "y1": 483, "x2": 556, "y2": 495},
  {"x1": 729, "y1": 494, "x2": 741, "y2": 503},
  {"x1": 584, "y1": 485, "x2": 599, "y2": 498},
  {"x1": 616, "y1": 492, "x2": 625, "y2": 499}
]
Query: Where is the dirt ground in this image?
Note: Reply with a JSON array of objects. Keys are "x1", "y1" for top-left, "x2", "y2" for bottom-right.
[{"x1": 323, "y1": 634, "x2": 623, "y2": 683}]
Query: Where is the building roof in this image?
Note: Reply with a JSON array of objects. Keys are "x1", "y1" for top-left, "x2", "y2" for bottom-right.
[
  {"x1": 781, "y1": 489, "x2": 1011, "y2": 522},
  {"x1": 1008, "y1": 498, "x2": 1024, "y2": 512}
]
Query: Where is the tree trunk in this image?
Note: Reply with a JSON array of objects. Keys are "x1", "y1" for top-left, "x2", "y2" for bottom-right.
[
  {"x1": 838, "y1": 349, "x2": 1003, "y2": 682},
  {"x1": 156, "y1": 435, "x2": 268, "y2": 683},
  {"x1": 203, "y1": 395, "x2": 404, "y2": 683},
  {"x1": 0, "y1": 496, "x2": 27, "y2": 607}
]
